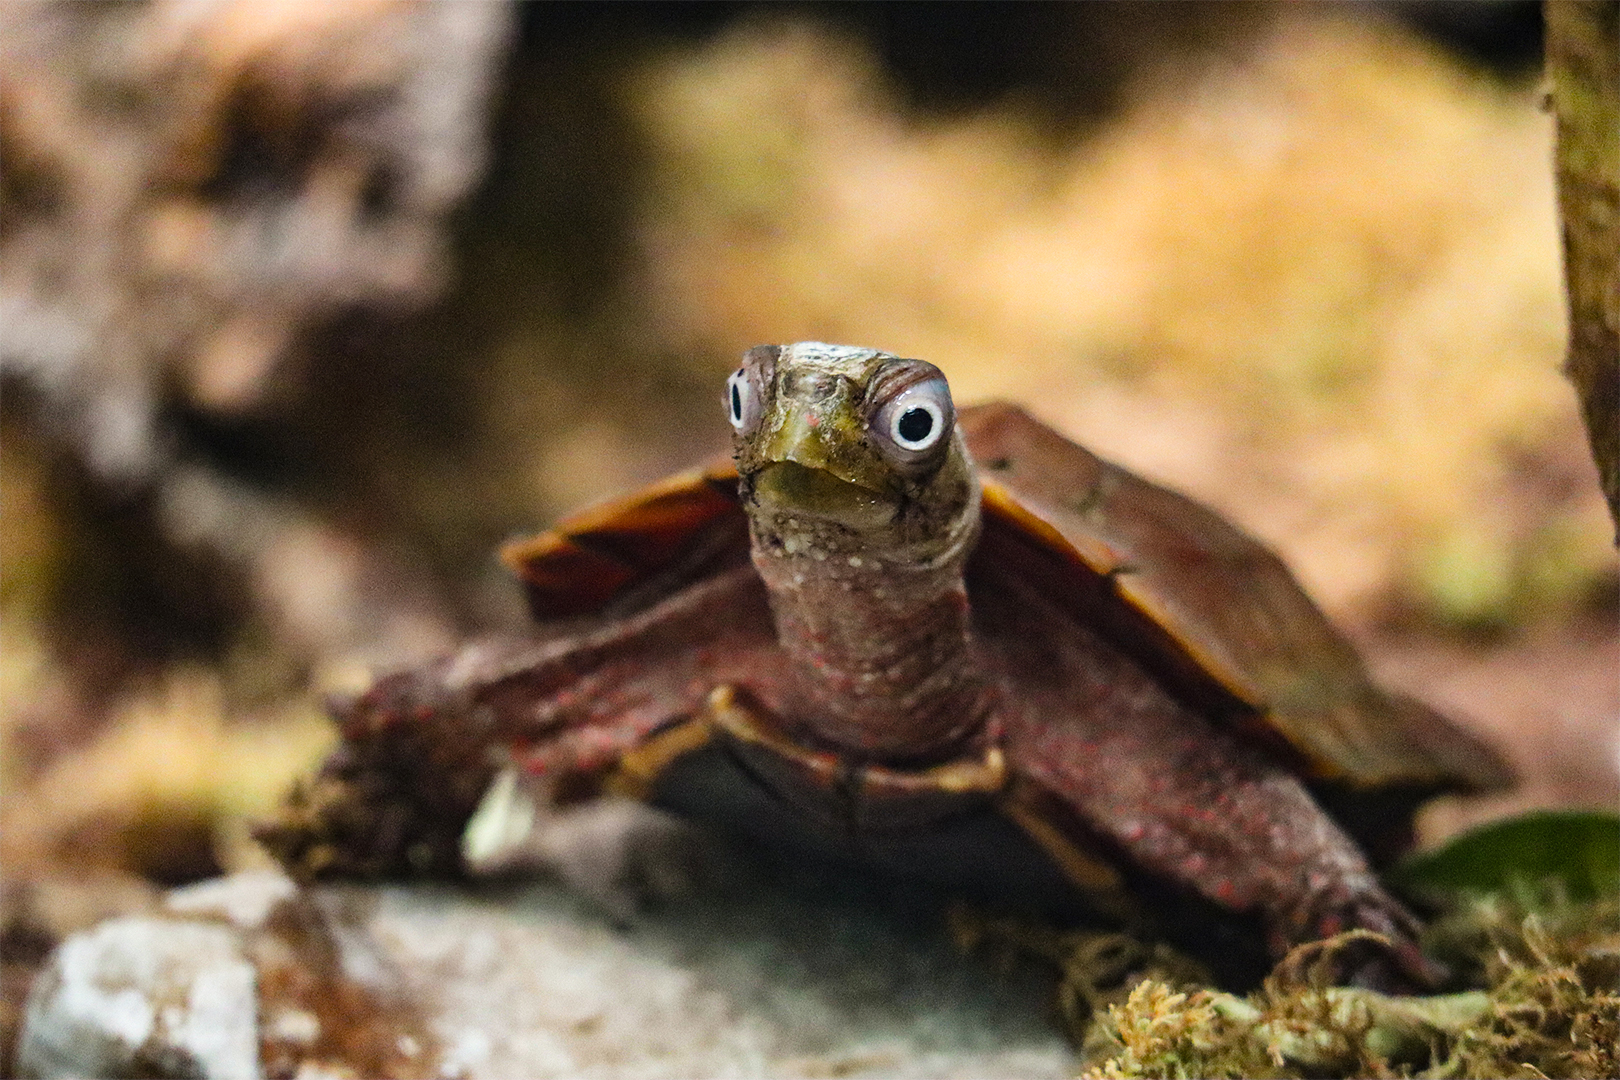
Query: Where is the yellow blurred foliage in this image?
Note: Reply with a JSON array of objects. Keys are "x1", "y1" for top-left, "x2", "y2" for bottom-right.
[
  {"x1": 0, "y1": 640, "x2": 334, "y2": 878},
  {"x1": 629, "y1": 10, "x2": 1612, "y2": 626}
]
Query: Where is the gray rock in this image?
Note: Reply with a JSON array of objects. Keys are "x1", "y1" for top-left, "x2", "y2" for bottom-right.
[
  {"x1": 15, "y1": 917, "x2": 260, "y2": 1080},
  {"x1": 165, "y1": 869, "x2": 299, "y2": 930},
  {"x1": 18, "y1": 865, "x2": 1074, "y2": 1079},
  {"x1": 366, "y1": 869, "x2": 1074, "y2": 1079}
]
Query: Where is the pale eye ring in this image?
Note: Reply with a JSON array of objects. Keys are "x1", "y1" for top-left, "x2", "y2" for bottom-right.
[
  {"x1": 726, "y1": 367, "x2": 761, "y2": 432},
  {"x1": 889, "y1": 400, "x2": 944, "y2": 451},
  {"x1": 870, "y1": 370, "x2": 953, "y2": 464}
]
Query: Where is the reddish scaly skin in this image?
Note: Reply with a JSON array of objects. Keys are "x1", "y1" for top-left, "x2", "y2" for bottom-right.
[
  {"x1": 748, "y1": 538, "x2": 991, "y2": 759},
  {"x1": 258, "y1": 566, "x2": 787, "y2": 877},
  {"x1": 972, "y1": 559, "x2": 1435, "y2": 984}
]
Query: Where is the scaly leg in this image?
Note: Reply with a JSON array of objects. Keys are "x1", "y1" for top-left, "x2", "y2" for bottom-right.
[
  {"x1": 979, "y1": 576, "x2": 1440, "y2": 990},
  {"x1": 256, "y1": 565, "x2": 782, "y2": 879}
]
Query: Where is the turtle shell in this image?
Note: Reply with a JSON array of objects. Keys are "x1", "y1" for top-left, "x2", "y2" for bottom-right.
[{"x1": 501, "y1": 403, "x2": 1512, "y2": 799}]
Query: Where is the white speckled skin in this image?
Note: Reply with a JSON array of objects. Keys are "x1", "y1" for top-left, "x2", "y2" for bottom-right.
[{"x1": 735, "y1": 343, "x2": 988, "y2": 759}]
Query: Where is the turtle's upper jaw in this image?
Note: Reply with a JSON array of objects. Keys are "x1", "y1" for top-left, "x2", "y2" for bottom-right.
[
  {"x1": 749, "y1": 461, "x2": 896, "y2": 531},
  {"x1": 737, "y1": 354, "x2": 908, "y2": 533}
]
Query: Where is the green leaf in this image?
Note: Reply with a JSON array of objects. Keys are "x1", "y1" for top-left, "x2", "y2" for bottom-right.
[{"x1": 1390, "y1": 810, "x2": 1620, "y2": 902}]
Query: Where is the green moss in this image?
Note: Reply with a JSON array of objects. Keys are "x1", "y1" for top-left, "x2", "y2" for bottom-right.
[
  {"x1": 946, "y1": 907, "x2": 1212, "y2": 1049},
  {"x1": 1426, "y1": 892, "x2": 1620, "y2": 1079},
  {"x1": 1071, "y1": 894, "x2": 1619, "y2": 1080},
  {"x1": 950, "y1": 878, "x2": 1618, "y2": 1079}
]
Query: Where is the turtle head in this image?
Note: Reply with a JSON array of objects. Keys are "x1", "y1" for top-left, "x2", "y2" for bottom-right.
[
  {"x1": 728, "y1": 343, "x2": 978, "y2": 564},
  {"x1": 728, "y1": 343, "x2": 987, "y2": 756}
]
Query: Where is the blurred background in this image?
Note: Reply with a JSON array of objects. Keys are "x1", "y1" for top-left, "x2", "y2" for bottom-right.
[{"x1": 1, "y1": 0, "x2": 1615, "y2": 1061}]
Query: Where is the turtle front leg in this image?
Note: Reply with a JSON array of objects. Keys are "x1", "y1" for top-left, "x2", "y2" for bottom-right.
[
  {"x1": 998, "y1": 696, "x2": 1441, "y2": 992},
  {"x1": 459, "y1": 682, "x2": 856, "y2": 918},
  {"x1": 255, "y1": 638, "x2": 531, "y2": 879},
  {"x1": 256, "y1": 565, "x2": 781, "y2": 880}
]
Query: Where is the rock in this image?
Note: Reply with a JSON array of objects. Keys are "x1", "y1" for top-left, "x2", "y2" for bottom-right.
[
  {"x1": 369, "y1": 873, "x2": 1074, "y2": 1078},
  {"x1": 165, "y1": 869, "x2": 299, "y2": 930},
  {"x1": 16, "y1": 864, "x2": 1074, "y2": 1078},
  {"x1": 15, "y1": 917, "x2": 259, "y2": 1080},
  {"x1": 0, "y1": 0, "x2": 513, "y2": 432},
  {"x1": 0, "y1": 0, "x2": 513, "y2": 701}
]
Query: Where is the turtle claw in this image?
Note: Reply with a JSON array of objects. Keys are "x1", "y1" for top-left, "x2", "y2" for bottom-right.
[
  {"x1": 1275, "y1": 889, "x2": 1446, "y2": 994},
  {"x1": 1334, "y1": 896, "x2": 1448, "y2": 994}
]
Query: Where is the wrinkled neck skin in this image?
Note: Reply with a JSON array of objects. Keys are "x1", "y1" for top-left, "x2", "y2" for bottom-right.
[{"x1": 744, "y1": 440, "x2": 988, "y2": 762}]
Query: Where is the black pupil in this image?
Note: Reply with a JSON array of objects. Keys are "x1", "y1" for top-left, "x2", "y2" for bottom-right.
[
  {"x1": 730, "y1": 381, "x2": 742, "y2": 420},
  {"x1": 897, "y1": 407, "x2": 933, "y2": 444}
]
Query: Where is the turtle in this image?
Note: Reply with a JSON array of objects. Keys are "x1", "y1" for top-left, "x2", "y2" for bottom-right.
[{"x1": 259, "y1": 342, "x2": 1514, "y2": 990}]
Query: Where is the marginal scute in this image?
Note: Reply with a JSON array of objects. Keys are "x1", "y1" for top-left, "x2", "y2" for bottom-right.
[
  {"x1": 959, "y1": 402, "x2": 1511, "y2": 796},
  {"x1": 981, "y1": 481, "x2": 1125, "y2": 578},
  {"x1": 501, "y1": 460, "x2": 741, "y2": 620},
  {"x1": 607, "y1": 714, "x2": 719, "y2": 801}
]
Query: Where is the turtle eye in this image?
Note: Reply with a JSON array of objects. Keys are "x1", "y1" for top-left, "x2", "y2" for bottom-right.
[
  {"x1": 873, "y1": 374, "x2": 953, "y2": 459},
  {"x1": 726, "y1": 367, "x2": 762, "y2": 433},
  {"x1": 892, "y1": 401, "x2": 941, "y2": 449}
]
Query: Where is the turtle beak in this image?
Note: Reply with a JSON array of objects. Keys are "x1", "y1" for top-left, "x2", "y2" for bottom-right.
[
  {"x1": 760, "y1": 407, "x2": 843, "y2": 476},
  {"x1": 751, "y1": 460, "x2": 894, "y2": 529},
  {"x1": 749, "y1": 382, "x2": 896, "y2": 527},
  {"x1": 753, "y1": 373, "x2": 879, "y2": 486}
]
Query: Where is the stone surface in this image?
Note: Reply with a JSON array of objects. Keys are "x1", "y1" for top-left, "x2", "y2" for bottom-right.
[
  {"x1": 166, "y1": 869, "x2": 299, "y2": 930},
  {"x1": 0, "y1": 0, "x2": 514, "y2": 687},
  {"x1": 368, "y1": 872, "x2": 1074, "y2": 1079},
  {"x1": 15, "y1": 864, "x2": 1074, "y2": 1078},
  {"x1": 15, "y1": 916, "x2": 259, "y2": 1080}
]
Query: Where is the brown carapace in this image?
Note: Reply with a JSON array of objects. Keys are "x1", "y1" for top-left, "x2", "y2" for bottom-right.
[{"x1": 259, "y1": 343, "x2": 1513, "y2": 990}]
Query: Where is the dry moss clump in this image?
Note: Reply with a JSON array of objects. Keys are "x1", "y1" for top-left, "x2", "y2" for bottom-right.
[
  {"x1": 1077, "y1": 894, "x2": 1619, "y2": 1079},
  {"x1": 1426, "y1": 891, "x2": 1620, "y2": 1079}
]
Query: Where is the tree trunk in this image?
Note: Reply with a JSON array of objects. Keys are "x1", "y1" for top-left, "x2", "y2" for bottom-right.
[{"x1": 1546, "y1": 0, "x2": 1620, "y2": 540}]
